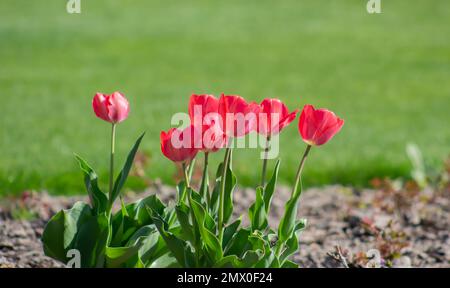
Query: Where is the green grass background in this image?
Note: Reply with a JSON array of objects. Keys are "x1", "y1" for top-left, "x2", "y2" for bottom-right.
[{"x1": 1, "y1": 0, "x2": 449, "y2": 196}]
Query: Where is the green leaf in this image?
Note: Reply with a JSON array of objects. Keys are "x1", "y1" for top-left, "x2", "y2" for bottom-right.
[
  {"x1": 74, "y1": 155, "x2": 108, "y2": 214},
  {"x1": 128, "y1": 194, "x2": 165, "y2": 226},
  {"x1": 248, "y1": 187, "x2": 268, "y2": 231},
  {"x1": 176, "y1": 181, "x2": 187, "y2": 204},
  {"x1": 110, "y1": 194, "x2": 166, "y2": 247},
  {"x1": 74, "y1": 212, "x2": 110, "y2": 267},
  {"x1": 110, "y1": 132, "x2": 145, "y2": 205},
  {"x1": 190, "y1": 189, "x2": 215, "y2": 233},
  {"x1": 208, "y1": 162, "x2": 223, "y2": 216},
  {"x1": 224, "y1": 228, "x2": 251, "y2": 256},
  {"x1": 148, "y1": 252, "x2": 180, "y2": 268},
  {"x1": 189, "y1": 196, "x2": 223, "y2": 264},
  {"x1": 42, "y1": 202, "x2": 93, "y2": 264},
  {"x1": 106, "y1": 224, "x2": 167, "y2": 268},
  {"x1": 149, "y1": 208, "x2": 192, "y2": 267},
  {"x1": 281, "y1": 260, "x2": 299, "y2": 268},
  {"x1": 129, "y1": 225, "x2": 173, "y2": 267},
  {"x1": 280, "y1": 219, "x2": 307, "y2": 262},
  {"x1": 105, "y1": 237, "x2": 146, "y2": 268},
  {"x1": 175, "y1": 203, "x2": 194, "y2": 243},
  {"x1": 280, "y1": 232, "x2": 298, "y2": 262},
  {"x1": 263, "y1": 159, "x2": 280, "y2": 214},
  {"x1": 278, "y1": 191, "x2": 301, "y2": 244},
  {"x1": 222, "y1": 218, "x2": 241, "y2": 248},
  {"x1": 223, "y1": 151, "x2": 236, "y2": 224},
  {"x1": 213, "y1": 250, "x2": 263, "y2": 268}
]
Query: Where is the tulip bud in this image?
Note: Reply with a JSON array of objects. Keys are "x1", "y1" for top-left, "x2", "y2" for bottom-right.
[{"x1": 92, "y1": 92, "x2": 129, "y2": 124}]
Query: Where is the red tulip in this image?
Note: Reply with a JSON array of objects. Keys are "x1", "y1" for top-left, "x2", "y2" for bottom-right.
[
  {"x1": 257, "y1": 98, "x2": 298, "y2": 136},
  {"x1": 92, "y1": 92, "x2": 129, "y2": 124},
  {"x1": 188, "y1": 94, "x2": 227, "y2": 152},
  {"x1": 188, "y1": 94, "x2": 219, "y2": 124},
  {"x1": 160, "y1": 125, "x2": 199, "y2": 163},
  {"x1": 298, "y1": 105, "x2": 344, "y2": 146},
  {"x1": 218, "y1": 94, "x2": 260, "y2": 137}
]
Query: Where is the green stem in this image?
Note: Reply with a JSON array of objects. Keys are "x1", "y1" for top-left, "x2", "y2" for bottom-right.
[
  {"x1": 291, "y1": 145, "x2": 311, "y2": 199},
  {"x1": 182, "y1": 162, "x2": 190, "y2": 189},
  {"x1": 179, "y1": 162, "x2": 191, "y2": 204},
  {"x1": 275, "y1": 145, "x2": 311, "y2": 258},
  {"x1": 107, "y1": 123, "x2": 116, "y2": 215},
  {"x1": 200, "y1": 152, "x2": 209, "y2": 200},
  {"x1": 218, "y1": 147, "x2": 232, "y2": 243},
  {"x1": 260, "y1": 135, "x2": 271, "y2": 187}
]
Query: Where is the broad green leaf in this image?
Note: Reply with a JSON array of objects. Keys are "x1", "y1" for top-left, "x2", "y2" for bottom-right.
[
  {"x1": 224, "y1": 228, "x2": 251, "y2": 256},
  {"x1": 222, "y1": 218, "x2": 241, "y2": 248},
  {"x1": 110, "y1": 132, "x2": 145, "y2": 205},
  {"x1": 105, "y1": 237, "x2": 146, "y2": 268},
  {"x1": 191, "y1": 189, "x2": 215, "y2": 233},
  {"x1": 280, "y1": 219, "x2": 307, "y2": 262},
  {"x1": 74, "y1": 155, "x2": 108, "y2": 214},
  {"x1": 148, "y1": 252, "x2": 180, "y2": 268},
  {"x1": 263, "y1": 159, "x2": 280, "y2": 214},
  {"x1": 281, "y1": 260, "x2": 299, "y2": 268},
  {"x1": 184, "y1": 245, "x2": 198, "y2": 268},
  {"x1": 42, "y1": 202, "x2": 93, "y2": 264},
  {"x1": 213, "y1": 250, "x2": 263, "y2": 268},
  {"x1": 129, "y1": 225, "x2": 171, "y2": 266},
  {"x1": 106, "y1": 224, "x2": 166, "y2": 268},
  {"x1": 127, "y1": 194, "x2": 165, "y2": 226},
  {"x1": 278, "y1": 191, "x2": 301, "y2": 243},
  {"x1": 248, "y1": 187, "x2": 267, "y2": 231},
  {"x1": 150, "y1": 208, "x2": 192, "y2": 267},
  {"x1": 175, "y1": 203, "x2": 194, "y2": 243},
  {"x1": 74, "y1": 212, "x2": 110, "y2": 267},
  {"x1": 189, "y1": 196, "x2": 223, "y2": 264}
]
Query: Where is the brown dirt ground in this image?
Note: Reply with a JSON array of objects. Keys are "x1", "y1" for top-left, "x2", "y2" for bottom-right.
[{"x1": 1, "y1": 182, "x2": 449, "y2": 268}]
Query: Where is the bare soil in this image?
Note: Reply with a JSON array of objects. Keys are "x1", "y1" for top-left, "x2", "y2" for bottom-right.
[{"x1": 1, "y1": 182, "x2": 449, "y2": 268}]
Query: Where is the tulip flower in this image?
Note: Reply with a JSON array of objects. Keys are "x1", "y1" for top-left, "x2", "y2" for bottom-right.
[
  {"x1": 218, "y1": 94, "x2": 260, "y2": 138},
  {"x1": 188, "y1": 94, "x2": 227, "y2": 153},
  {"x1": 93, "y1": 92, "x2": 129, "y2": 124},
  {"x1": 257, "y1": 98, "x2": 298, "y2": 186},
  {"x1": 257, "y1": 98, "x2": 298, "y2": 136},
  {"x1": 298, "y1": 104, "x2": 344, "y2": 146},
  {"x1": 161, "y1": 125, "x2": 199, "y2": 203},
  {"x1": 160, "y1": 125, "x2": 199, "y2": 164},
  {"x1": 92, "y1": 92, "x2": 130, "y2": 209},
  {"x1": 277, "y1": 104, "x2": 344, "y2": 255},
  {"x1": 188, "y1": 94, "x2": 219, "y2": 124},
  {"x1": 216, "y1": 94, "x2": 259, "y2": 243},
  {"x1": 188, "y1": 94, "x2": 228, "y2": 202}
]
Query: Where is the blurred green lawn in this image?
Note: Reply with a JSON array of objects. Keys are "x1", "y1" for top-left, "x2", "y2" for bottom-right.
[{"x1": 1, "y1": 0, "x2": 449, "y2": 196}]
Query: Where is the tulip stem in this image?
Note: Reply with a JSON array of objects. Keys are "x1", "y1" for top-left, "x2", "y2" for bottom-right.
[
  {"x1": 260, "y1": 135, "x2": 271, "y2": 187},
  {"x1": 291, "y1": 145, "x2": 311, "y2": 199},
  {"x1": 178, "y1": 162, "x2": 191, "y2": 204},
  {"x1": 109, "y1": 123, "x2": 116, "y2": 209},
  {"x1": 200, "y1": 152, "x2": 209, "y2": 201},
  {"x1": 218, "y1": 147, "x2": 231, "y2": 244},
  {"x1": 182, "y1": 162, "x2": 190, "y2": 189}
]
